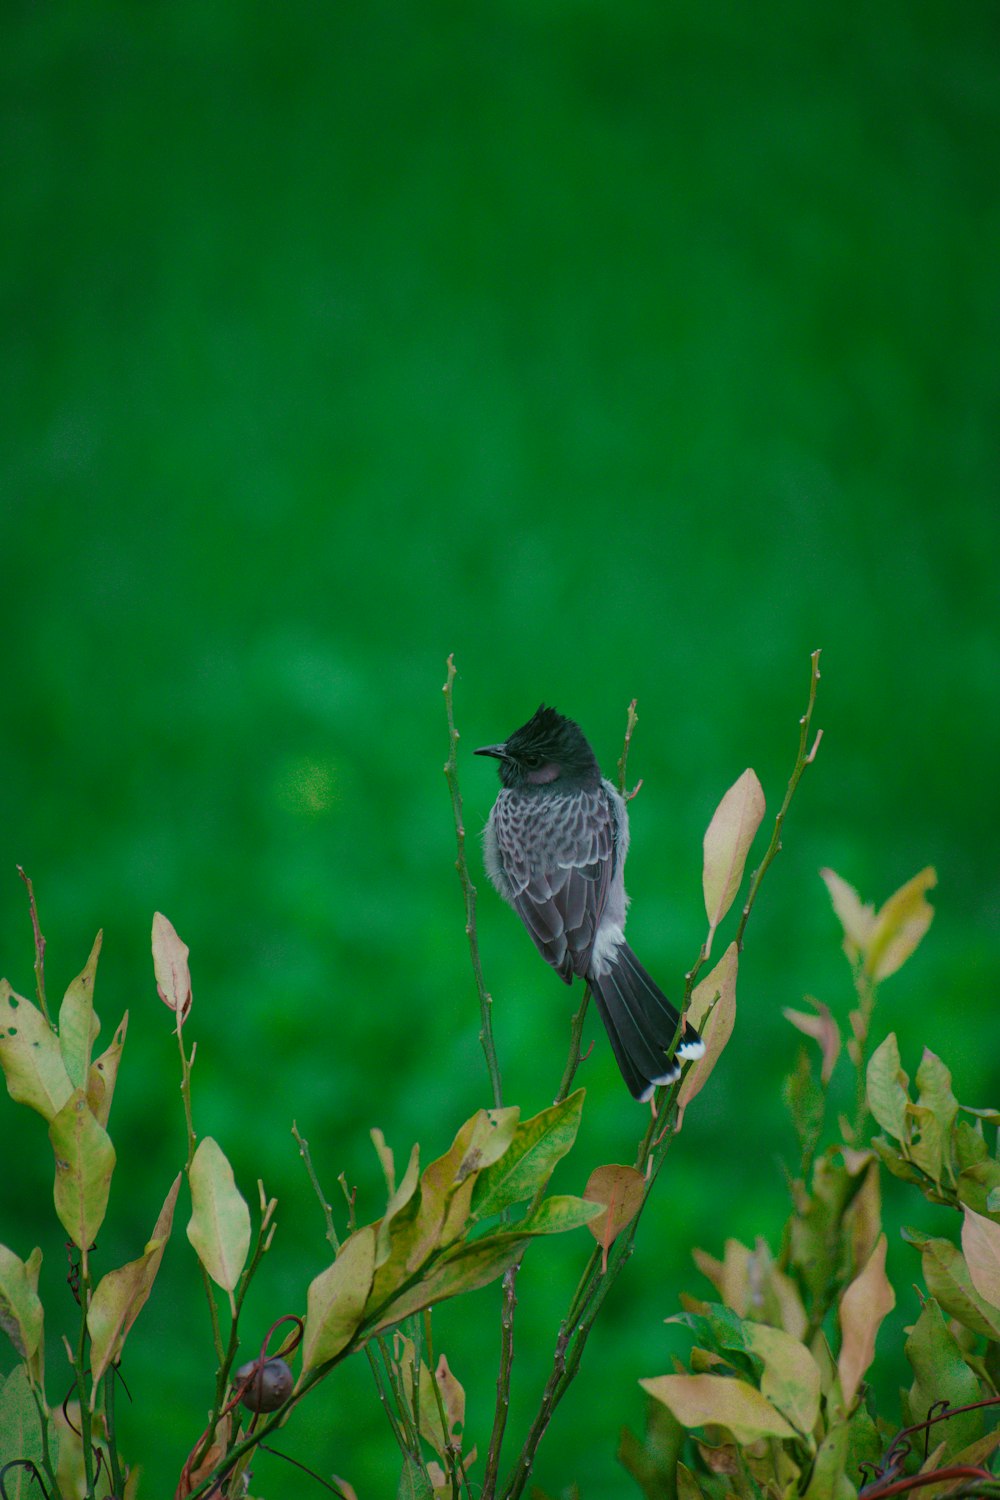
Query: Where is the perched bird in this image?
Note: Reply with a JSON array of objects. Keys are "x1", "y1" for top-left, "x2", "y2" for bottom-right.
[{"x1": 476, "y1": 705, "x2": 704, "y2": 1101}]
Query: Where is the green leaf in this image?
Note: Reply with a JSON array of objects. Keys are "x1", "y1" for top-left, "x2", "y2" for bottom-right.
[
  {"x1": 88, "y1": 1173, "x2": 182, "y2": 1388},
  {"x1": 517, "y1": 1193, "x2": 605, "y2": 1235},
  {"x1": 666, "y1": 1302, "x2": 761, "y2": 1379},
  {"x1": 865, "y1": 867, "x2": 936, "y2": 982},
  {"x1": 784, "y1": 1046, "x2": 825, "y2": 1159},
  {"x1": 953, "y1": 1119, "x2": 988, "y2": 1173},
  {"x1": 905, "y1": 1050, "x2": 959, "y2": 1187},
  {"x1": 912, "y1": 1235, "x2": 1000, "y2": 1339},
  {"x1": 837, "y1": 1233, "x2": 894, "y2": 1407},
  {"x1": 961, "y1": 1207, "x2": 1000, "y2": 1310},
  {"x1": 186, "y1": 1137, "x2": 251, "y2": 1292},
  {"x1": 368, "y1": 1229, "x2": 528, "y2": 1334},
  {"x1": 870, "y1": 1134, "x2": 923, "y2": 1185},
  {"x1": 866, "y1": 1034, "x2": 909, "y2": 1142},
  {"x1": 957, "y1": 1159, "x2": 1000, "y2": 1219},
  {"x1": 904, "y1": 1299, "x2": 982, "y2": 1456},
  {"x1": 584, "y1": 1164, "x2": 646, "y2": 1271},
  {"x1": 0, "y1": 1365, "x2": 46, "y2": 1494},
  {"x1": 844, "y1": 1403, "x2": 884, "y2": 1478},
  {"x1": 300, "y1": 1224, "x2": 376, "y2": 1374},
  {"x1": 641, "y1": 1372, "x2": 795, "y2": 1444},
  {"x1": 58, "y1": 932, "x2": 102, "y2": 1090},
  {"x1": 49, "y1": 1088, "x2": 116, "y2": 1249},
  {"x1": 618, "y1": 1399, "x2": 684, "y2": 1500},
  {"x1": 701, "y1": 770, "x2": 765, "y2": 957},
  {"x1": 803, "y1": 1421, "x2": 854, "y2": 1500},
  {"x1": 397, "y1": 1455, "x2": 434, "y2": 1500},
  {"x1": 905, "y1": 1104, "x2": 945, "y2": 1186},
  {"x1": 915, "y1": 1049, "x2": 958, "y2": 1141},
  {"x1": 743, "y1": 1322, "x2": 821, "y2": 1436},
  {"x1": 86, "y1": 1013, "x2": 128, "y2": 1131},
  {"x1": 0, "y1": 1245, "x2": 44, "y2": 1382},
  {"x1": 375, "y1": 1142, "x2": 421, "y2": 1270},
  {"x1": 471, "y1": 1090, "x2": 584, "y2": 1219},
  {"x1": 0, "y1": 980, "x2": 73, "y2": 1122}
]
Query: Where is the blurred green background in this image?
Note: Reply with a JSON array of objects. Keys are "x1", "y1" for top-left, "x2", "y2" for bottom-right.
[{"x1": 2, "y1": 0, "x2": 998, "y2": 1493}]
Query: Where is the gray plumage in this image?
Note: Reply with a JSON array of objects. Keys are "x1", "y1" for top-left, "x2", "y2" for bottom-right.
[{"x1": 476, "y1": 705, "x2": 704, "y2": 1102}]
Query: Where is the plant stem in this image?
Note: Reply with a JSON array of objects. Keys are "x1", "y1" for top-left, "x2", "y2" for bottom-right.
[
  {"x1": 734, "y1": 648, "x2": 823, "y2": 954},
  {"x1": 17, "y1": 867, "x2": 49, "y2": 1023},
  {"x1": 28, "y1": 1382, "x2": 59, "y2": 1499},
  {"x1": 443, "y1": 654, "x2": 503, "y2": 1110},
  {"x1": 104, "y1": 1365, "x2": 125, "y2": 1498},
  {"x1": 554, "y1": 987, "x2": 591, "y2": 1105},
  {"x1": 292, "y1": 1122, "x2": 341, "y2": 1252},
  {"x1": 75, "y1": 1260, "x2": 96, "y2": 1498},
  {"x1": 482, "y1": 1262, "x2": 520, "y2": 1497}
]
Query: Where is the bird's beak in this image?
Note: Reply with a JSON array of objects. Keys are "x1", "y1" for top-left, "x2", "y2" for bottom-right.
[{"x1": 474, "y1": 742, "x2": 508, "y2": 760}]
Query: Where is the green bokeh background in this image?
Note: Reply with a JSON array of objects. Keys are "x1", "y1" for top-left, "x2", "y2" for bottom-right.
[{"x1": 2, "y1": 2, "x2": 998, "y2": 1493}]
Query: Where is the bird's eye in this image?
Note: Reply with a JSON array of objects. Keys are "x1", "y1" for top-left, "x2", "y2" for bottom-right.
[{"x1": 523, "y1": 752, "x2": 542, "y2": 768}]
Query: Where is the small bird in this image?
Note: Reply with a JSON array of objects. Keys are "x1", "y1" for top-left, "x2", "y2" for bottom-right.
[{"x1": 476, "y1": 704, "x2": 704, "y2": 1101}]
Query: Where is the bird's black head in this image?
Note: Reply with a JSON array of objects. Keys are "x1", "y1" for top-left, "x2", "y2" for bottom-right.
[{"x1": 475, "y1": 705, "x2": 601, "y2": 790}]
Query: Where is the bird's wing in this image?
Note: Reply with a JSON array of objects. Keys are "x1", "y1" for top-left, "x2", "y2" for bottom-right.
[{"x1": 493, "y1": 785, "x2": 615, "y2": 981}]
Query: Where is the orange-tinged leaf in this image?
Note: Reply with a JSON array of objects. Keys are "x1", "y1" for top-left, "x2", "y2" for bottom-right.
[
  {"x1": 583, "y1": 1164, "x2": 646, "y2": 1272},
  {"x1": 641, "y1": 1372, "x2": 795, "y2": 1444},
  {"x1": 675, "y1": 945, "x2": 738, "y2": 1130},
  {"x1": 702, "y1": 771, "x2": 765, "y2": 956},
  {"x1": 837, "y1": 1233, "x2": 894, "y2": 1405},
  {"x1": 961, "y1": 1208, "x2": 1000, "y2": 1310},
  {"x1": 783, "y1": 999, "x2": 841, "y2": 1086},
  {"x1": 152, "y1": 912, "x2": 192, "y2": 1022}
]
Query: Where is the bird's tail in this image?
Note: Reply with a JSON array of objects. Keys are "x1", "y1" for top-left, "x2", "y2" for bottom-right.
[{"x1": 588, "y1": 942, "x2": 704, "y2": 1102}]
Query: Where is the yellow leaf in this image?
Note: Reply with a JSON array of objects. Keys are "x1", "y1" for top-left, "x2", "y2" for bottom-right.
[
  {"x1": 300, "y1": 1225, "x2": 376, "y2": 1374},
  {"x1": 641, "y1": 1372, "x2": 796, "y2": 1444},
  {"x1": 865, "y1": 867, "x2": 936, "y2": 982},
  {"x1": 744, "y1": 1322, "x2": 821, "y2": 1435}
]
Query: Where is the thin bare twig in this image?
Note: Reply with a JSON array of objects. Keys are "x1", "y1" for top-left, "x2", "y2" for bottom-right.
[
  {"x1": 734, "y1": 648, "x2": 823, "y2": 952},
  {"x1": 443, "y1": 655, "x2": 503, "y2": 1110},
  {"x1": 17, "y1": 867, "x2": 49, "y2": 1022}
]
